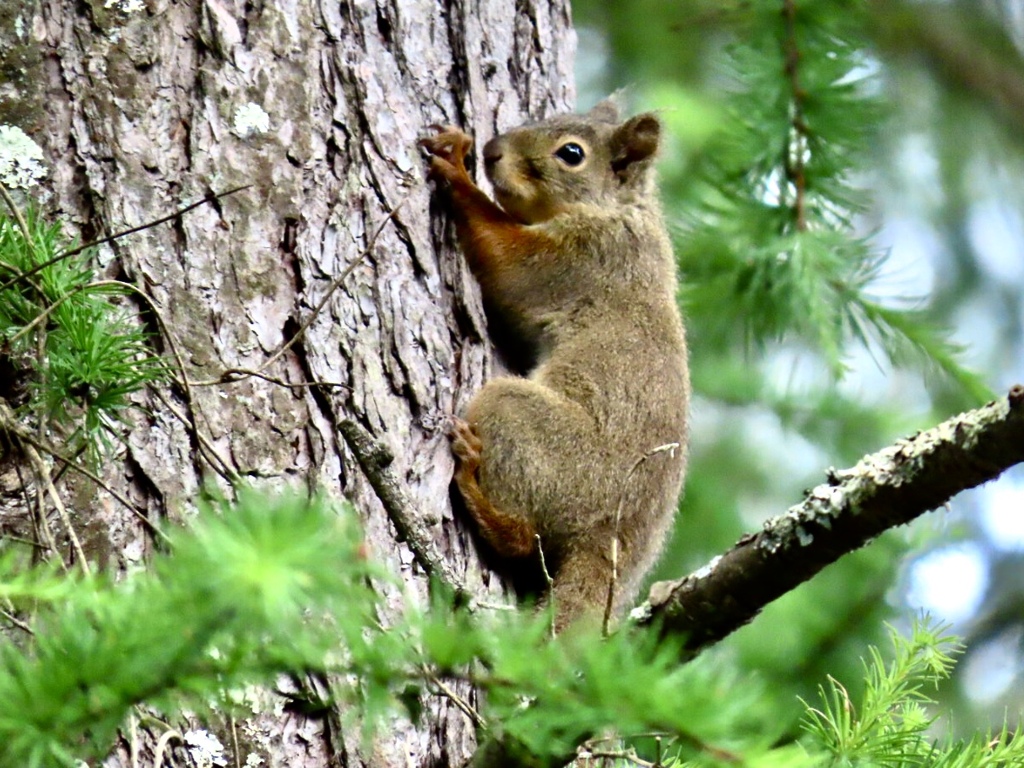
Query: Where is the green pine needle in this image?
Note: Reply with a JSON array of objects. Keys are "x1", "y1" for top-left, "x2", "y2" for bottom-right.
[
  {"x1": 677, "y1": 0, "x2": 985, "y2": 404},
  {"x1": 0, "y1": 207, "x2": 167, "y2": 464}
]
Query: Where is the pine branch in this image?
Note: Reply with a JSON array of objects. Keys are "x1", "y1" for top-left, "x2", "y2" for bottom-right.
[
  {"x1": 780, "y1": 0, "x2": 809, "y2": 233},
  {"x1": 637, "y1": 385, "x2": 1024, "y2": 655}
]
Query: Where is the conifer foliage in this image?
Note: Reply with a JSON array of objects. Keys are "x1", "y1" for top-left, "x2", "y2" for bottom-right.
[
  {"x1": 2, "y1": 494, "x2": 1022, "y2": 767},
  {"x1": 676, "y1": 0, "x2": 987, "y2": 399},
  {"x1": 0, "y1": 203, "x2": 164, "y2": 464}
]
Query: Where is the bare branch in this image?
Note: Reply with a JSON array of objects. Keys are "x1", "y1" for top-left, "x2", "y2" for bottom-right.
[
  {"x1": 637, "y1": 386, "x2": 1024, "y2": 656},
  {"x1": 338, "y1": 418, "x2": 462, "y2": 593},
  {"x1": 0, "y1": 186, "x2": 251, "y2": 295}
]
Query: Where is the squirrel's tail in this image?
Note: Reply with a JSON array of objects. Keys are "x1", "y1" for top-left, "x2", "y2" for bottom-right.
[{"x1": 547, "y1": 548, "x2": 616, "y2": 634}]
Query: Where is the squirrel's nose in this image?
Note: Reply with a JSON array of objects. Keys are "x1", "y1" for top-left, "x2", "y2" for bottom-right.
[{"x1": 483, "y1": 139, "x2": 503, "y2": 168}]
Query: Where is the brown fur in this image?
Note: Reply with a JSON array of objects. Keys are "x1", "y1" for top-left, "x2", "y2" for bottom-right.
[{"x1": 422, "y1": 102, "x2": 690, "y2": 632}]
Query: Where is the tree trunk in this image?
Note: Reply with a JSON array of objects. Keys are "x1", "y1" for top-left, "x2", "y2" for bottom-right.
[{"x1": 4, "y1": 0, "x2": 574, "y2": 764}]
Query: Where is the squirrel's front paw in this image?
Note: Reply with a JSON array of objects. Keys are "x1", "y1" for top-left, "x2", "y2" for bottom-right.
[
  {"x1": 448, "y1": 417, "x2": 483, "y2": 472},
  {"x1": 420, "y1": 126, "x2": 474, "y2": 182}
]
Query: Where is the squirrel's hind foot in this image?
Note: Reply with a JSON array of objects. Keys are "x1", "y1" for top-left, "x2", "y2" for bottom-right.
[
  {"x1": 448, "y1": 417, "x2": 483, "y2": 472},
  {"x1": 448, "y1": 417, "x2": 538, "y2": 560}
]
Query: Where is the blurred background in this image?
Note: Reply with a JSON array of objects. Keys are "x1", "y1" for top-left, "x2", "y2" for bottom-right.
[{"x1": 571, "y1": 0, "x2": 1024, "y2": 736}]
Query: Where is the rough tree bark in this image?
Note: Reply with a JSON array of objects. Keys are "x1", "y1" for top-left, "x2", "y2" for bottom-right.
[{"x1": 1, "y1": 0, "x2": 573, "y2": 765}]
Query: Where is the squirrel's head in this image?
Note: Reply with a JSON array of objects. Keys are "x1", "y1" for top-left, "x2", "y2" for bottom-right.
[{"x1": 482, "y1": 101, "x2": 662, "y2": 225}]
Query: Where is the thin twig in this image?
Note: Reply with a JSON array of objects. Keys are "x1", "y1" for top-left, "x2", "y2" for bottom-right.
[
  {"x1": 0, "y1": 605, "x2": 34, "y2": 634},
  {"x1": 0, "y1": 532, "x2": 46, "y2": 550},
  {"x1": 0, "y1": 186, "x2": 251, "y2": 295},
  {"x1": 25, "y1": 439, "x2": 91, "y2": 574},
  {"x1": 427, "y1": 669, "x2": 486, "y2": 728},
  {"x1": 128, "y1": 714, "x2": 139, "y2": 768},
  {"x1": 603, "y1": 442, "x2": 680, "y2": 636},
  {"x1": 261, "y1": 199, "x2": 408, "y2": 373},
  {"x1": 93, "y1": 279, "x2": 197, "y2": 430},
  {"x1": 11, "y1": 460, "x2": 49, "y2": 564},
  {"x1": 32, "y1": 473, "x2": 64, "y2": 569},
  {"x1": 4, "y1": 411, "x2": 167, "y2": 543},
  {"x1": 230, "y1": 716, "x2": 240, "y2": 768},
  {"x1": 202, "y1": 367, "x2": 350, "y2": 391},
  {"x1": 191, "y1": 196, "x2": 409, "y2": 387},
  {"x1": 0, "y1": 181, "x2": 35, "y2": 254},
  {"x1": 471, "y1": 599, "x2": 516, "y2": 612},
  {"x1": 1, "y1": 400, "x2": 90, "y2": 572},
  {"x1": 782, "y1": 0, "x2": 809, "y2": 231},
  {"x1": 152, "y1": 728, "x2": 183, "y2": 768},
  {"x1": 92, "y1": 278, "x2": 235, "y2": 486},
  {"x1": 151, "y1": 388, "x2": 236, "y2": 484},
  {"x1": 534, "y1": 533, "x2": 556, "y2": 639},
  {"x1": 581, "y1": 749, "x2": 655, "y2": 767}
]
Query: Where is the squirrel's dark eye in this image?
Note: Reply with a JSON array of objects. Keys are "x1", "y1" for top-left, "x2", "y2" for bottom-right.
[{"x1": 554, "y1": 142, "x2": 586, "y2": 166}]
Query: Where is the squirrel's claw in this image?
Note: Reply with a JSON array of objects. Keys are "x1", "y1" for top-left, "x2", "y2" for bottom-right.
[
  {"x1": 448, "y1": 417, "x2": 483, "y2": 469},
  {"x1": 420, "y1": 126, "x2": 474, "y2": 170}
]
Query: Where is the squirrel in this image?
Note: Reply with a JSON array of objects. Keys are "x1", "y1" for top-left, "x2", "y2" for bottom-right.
[{"x1": 421, "y1": 100, "x2": 689, "y2": 632}]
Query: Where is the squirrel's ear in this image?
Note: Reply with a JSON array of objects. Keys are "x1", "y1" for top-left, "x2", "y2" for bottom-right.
[
  {"x1": 587, "y1": 98, "x2": 620, "y2": 123},
  {"x1": 610, "y1": 113, "x2": 661, "y2": 177}
]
